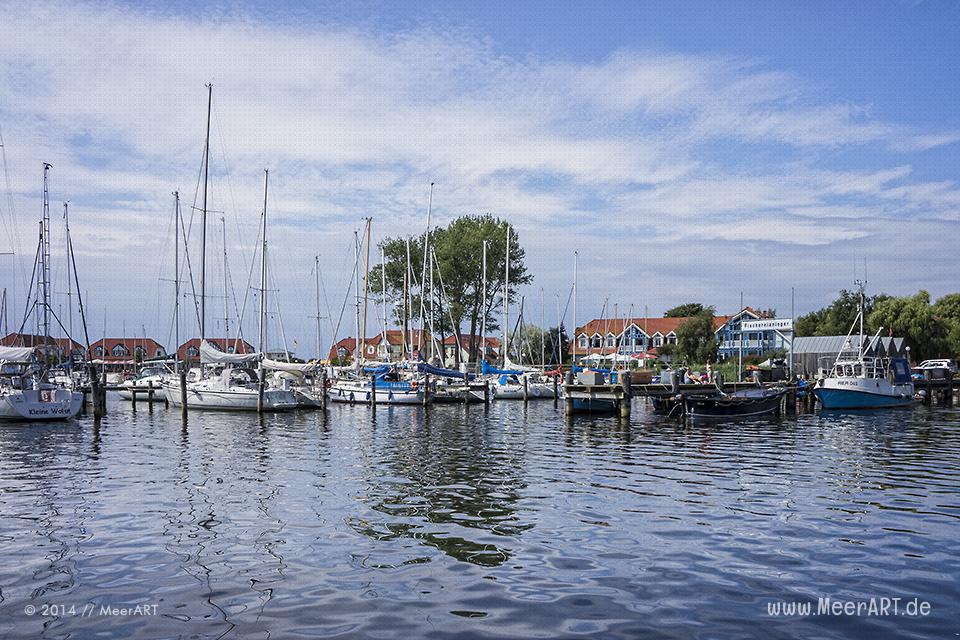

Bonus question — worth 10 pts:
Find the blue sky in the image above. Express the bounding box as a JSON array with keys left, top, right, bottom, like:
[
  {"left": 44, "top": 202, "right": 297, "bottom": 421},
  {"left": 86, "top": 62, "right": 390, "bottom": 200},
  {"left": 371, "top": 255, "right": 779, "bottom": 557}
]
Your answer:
[{"left": 1, "top": 0, "right": 958, "bottom": 354}]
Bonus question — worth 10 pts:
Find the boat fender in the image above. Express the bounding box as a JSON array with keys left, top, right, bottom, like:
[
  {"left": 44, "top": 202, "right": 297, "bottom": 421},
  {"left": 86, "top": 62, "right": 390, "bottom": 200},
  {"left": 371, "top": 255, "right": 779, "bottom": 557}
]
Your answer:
[
  {"left": 348, "top": 392, "right": 355, "bottom": 404},
  {"left": 365, "top": 391, "right": 371, "bottom": 401},
  {"left": 532, "top": 387, "right": 541, "bottom": 397},
  {"left": 389, "top": 391, "right": 394, "bottom": 401}
]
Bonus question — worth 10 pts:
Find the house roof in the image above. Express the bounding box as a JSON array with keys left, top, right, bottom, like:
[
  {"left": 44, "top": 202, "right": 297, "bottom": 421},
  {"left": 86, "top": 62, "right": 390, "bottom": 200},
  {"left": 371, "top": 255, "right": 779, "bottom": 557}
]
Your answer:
[
  {"left": 441, "top": 334, "right": 501, "bottom": 347},
  {"left": 89, "top": 337, "right": 165, "bottom": 353},
  {"left": 575, "top": 315, "right": 733, "bottom": 338},
  {"left": 791, "top": 335, "right": 906, "bottom": 355},
  {"left": 177, "top": 337, "right": 255, "bottom": 353},
  {"left": 1, "top": 333, "right": 83, "bottom": 350}
]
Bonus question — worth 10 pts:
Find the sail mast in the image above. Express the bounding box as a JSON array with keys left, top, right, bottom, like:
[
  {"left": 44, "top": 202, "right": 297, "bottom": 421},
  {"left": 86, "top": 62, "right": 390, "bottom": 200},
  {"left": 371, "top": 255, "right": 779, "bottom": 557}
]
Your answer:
[
  {"left": 418, "top": 182, "right": 434, "bottom": 353},
  {"left": 481, "top": 239, "right": 487, "bottom": 365},
  {"left": 381, "top": 245, "right": 388, "bottom": 360},
  {"left": 360, "top": 217, "right": 372, "bottom": 363},
  {"left": 200, "top": 83, "right": 212, "bottom": 340},
  {"left": 503, "top": 225, "right": 509, "bottom": 366},
  {"left": 222, "top": 216, "right": 229, "bottom": 338},
  {"left": 353, "top": 231, "right": 361, "bottom": 369},
  {"left": 39, "top": 163, "right": 52, "bottom": 343},
  {"left": 572, "top": 251, "right": 578, "bottom": 366},
  {"left": 258, "top": 169, "right": 268, "bottom": 357},
  {"left": 173, "top": 191, "right": 180, "bottom": 372},
  {"left": 315, "top": 255, "right": 321, "bottom": 361}
]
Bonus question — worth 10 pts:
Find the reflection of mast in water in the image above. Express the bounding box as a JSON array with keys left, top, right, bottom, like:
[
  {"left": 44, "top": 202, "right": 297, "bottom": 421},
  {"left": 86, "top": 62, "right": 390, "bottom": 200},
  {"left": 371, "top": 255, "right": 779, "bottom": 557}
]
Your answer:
[
  {"left": 160, "top": 423, "right": 235, "bottom": 638},
  {"left": 347, "top": 407, "right": 531, "bottom": 567}
]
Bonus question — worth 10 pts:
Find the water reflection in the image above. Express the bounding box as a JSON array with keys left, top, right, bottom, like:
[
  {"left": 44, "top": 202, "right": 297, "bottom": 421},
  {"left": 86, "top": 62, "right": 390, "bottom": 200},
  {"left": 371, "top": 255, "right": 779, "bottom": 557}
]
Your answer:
[
  {"left": 348, "top": 405, "right": 531, "bottom": 566},
  {"left": 0, "top": 400, "right": 957, "bottom": 639}
]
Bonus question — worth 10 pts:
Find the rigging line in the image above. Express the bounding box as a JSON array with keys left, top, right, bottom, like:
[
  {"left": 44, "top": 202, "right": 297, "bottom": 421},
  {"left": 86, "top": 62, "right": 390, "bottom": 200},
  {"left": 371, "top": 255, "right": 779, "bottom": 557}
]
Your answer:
[
  {"left": 178, "top": 199, "right": 202, "bottom": 331},
  {"left": 211, "top": 92, "right": 254, "bottom": 313},
  {"left": 0, "top": 124, "right": 27, "bottom": 300},
  {"left": 329, "top": 240, "right": 357, "bottom": 358},
  {"left": 233, "top": 209, "right": 263, "bottom": 352},
  {"left": 17, "top": 235, "right": 41, "bottom": 333},
  {"left": 431, "top": 249, "right": 463, "bottom": 354}
]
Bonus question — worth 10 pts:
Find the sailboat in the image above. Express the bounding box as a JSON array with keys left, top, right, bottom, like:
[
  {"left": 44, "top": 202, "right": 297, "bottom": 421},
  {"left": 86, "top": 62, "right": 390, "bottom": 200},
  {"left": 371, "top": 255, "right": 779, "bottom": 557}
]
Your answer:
[
  {"left": 483, "top": 225, "right": 556, "bottom": 400},
  {"left": 813, "top": 282, "right": 914, "bottom": 410},
  {"left": 162, "top": 87, "right": 295, "bottom": 411},
  {"left": 0, "top": 165, "right": 82, "bottom": 421}
]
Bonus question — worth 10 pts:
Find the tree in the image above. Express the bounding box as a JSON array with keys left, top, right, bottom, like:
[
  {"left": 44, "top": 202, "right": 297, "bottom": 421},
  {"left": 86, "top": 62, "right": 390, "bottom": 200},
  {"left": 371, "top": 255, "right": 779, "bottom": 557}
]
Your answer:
[
  {"left": 795, "top": 289, "right": 889, "bottom": 337},
  {"left": 932, "top": 293, "right": 960, "bottom": 357},
  {"left": 664, "top": 303, "right": 708, "bottom": 318},
  {"left": 369, "top": 214, "right": 531, "bottom": 365},
  {"left": 676, "top": 310, "right": 718, "bottom": 364},
  {"left": 546, "top": 325, "right": 570, "bottom": 366},
  {"left": 868, "top": 290, "right": 949, "bottom": 362}
]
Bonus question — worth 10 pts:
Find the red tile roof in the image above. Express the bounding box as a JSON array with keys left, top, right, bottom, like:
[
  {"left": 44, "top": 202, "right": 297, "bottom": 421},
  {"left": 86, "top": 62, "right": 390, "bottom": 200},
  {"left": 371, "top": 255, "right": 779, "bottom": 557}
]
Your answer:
[
  {"left": 2, "top": 333, "right": 83, "bottom": 351},
  {"left": 88, "top": 337, "right": 166, "bottom": 361}
]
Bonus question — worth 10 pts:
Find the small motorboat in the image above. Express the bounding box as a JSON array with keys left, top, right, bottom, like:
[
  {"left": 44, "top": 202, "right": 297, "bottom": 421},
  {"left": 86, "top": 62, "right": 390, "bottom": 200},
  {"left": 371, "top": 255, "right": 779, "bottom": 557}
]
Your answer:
[{"left": 684, "top": 387, "right": 787, "bottom": 419}]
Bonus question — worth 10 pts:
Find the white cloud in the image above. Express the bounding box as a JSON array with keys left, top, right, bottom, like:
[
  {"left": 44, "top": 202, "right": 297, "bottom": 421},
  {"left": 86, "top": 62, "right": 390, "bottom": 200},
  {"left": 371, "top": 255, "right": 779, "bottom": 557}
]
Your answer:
[{"left": 0, "top": 1, "right": 957, "bottom": 348}]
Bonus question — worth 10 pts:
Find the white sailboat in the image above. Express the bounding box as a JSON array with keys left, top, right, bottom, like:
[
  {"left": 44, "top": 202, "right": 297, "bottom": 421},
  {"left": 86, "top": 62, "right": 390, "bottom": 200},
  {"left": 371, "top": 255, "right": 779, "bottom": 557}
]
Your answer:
[
  {"left": 0, "top": 165, "right": 82, "bottom": 421},
  {"left": 162, "top": 87, "right": 295, "bottom": 412}
]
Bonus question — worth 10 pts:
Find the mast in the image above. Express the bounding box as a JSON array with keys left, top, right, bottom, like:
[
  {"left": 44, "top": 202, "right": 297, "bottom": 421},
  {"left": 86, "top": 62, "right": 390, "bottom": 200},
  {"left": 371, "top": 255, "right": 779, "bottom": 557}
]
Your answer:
[
  {"left": 353, "top": 231, "right": 361, "bottom": 369},
  {"left": 404, "top": 238, "right": 411, "bottom": 357},
  {"left": 360, "top": 217, "right": 372, "bottom": 362},
  {"left": 481, "top": 239, "right": 487, "bottom": 365},
  {"left": 857, "top": 279, "right": 866, "bottom": 361},
  {"left": 315, "top": 255, "right": 321, "bottom": 361},
  {"left": 200, "top": 83, "right": 212, "bottom": 340},
  {"left": 540, "top": 287, "right": 545, "bottom": 368},
  {"left": 572, "top": 251, "right": 578, "bottom": 366},
  {"left": 428, "top": 247, "right": 435, "bottom": 361},
  {"left": 503, "top": 225, "right": 509, "bottom": 365},
  {"left": 173, "top": 191, "right": 181, "bottom": 372},
  {"left": 39, "top": 163, "right": 52, "bottom": 342},
  {"left": 63, "top": 202, "right": 72, "bottom": 342},
  {"left": 221, "top": 216, "right": 229, "bottom": 338},
  {"left": 257, "top": 169, "right": 268, "bottom": 357},
  {"left": 381, "top": 245, "right": 388, "bottom": 360},
  {"left": 418, "top": 183, "right": 434, "bottom": 353},
  {"left": 555, "top": 293, "right": 561, "bottom": 366}
]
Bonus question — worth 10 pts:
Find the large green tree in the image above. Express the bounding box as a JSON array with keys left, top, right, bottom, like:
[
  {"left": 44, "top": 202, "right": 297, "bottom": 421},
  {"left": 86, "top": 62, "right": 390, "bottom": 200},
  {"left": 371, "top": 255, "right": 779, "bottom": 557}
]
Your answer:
[
  {"left": 868, "top": 290, "right": 949, "bottom": 362},
  {"left": 932, "top": 293, "right": 960, "bottom": 357},
  {"left": 369, "top": 214, "right": 531, "bottom": 365},
  {"left": 795, "top": 289, "right": 890, "bottom": 337},
  {"left": 664, "top": 303, "right": 708, "bottom": 318},
  {"left": 675, "top": 310, "right": 719, "bottom": 364}
]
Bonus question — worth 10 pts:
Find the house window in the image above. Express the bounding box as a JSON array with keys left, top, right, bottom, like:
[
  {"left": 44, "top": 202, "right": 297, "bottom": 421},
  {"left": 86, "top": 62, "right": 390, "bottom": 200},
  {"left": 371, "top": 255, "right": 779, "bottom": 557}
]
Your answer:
[
  {"left": 653, "top": 336, "right": 662, "bottom": 347},
  {"left": 155, "top": 349, "right": 163, "bottom": 357},
  {"left": 578, "top": 335, "right": 588, "bottom": 348},
  {"left": 591, "top": 336, "right": 601, "bottom": 348},
  {"left": 135, "top": 346, "right": 145, "bottom": 358},
  {"left": 186, "top": 346, "right": 199, "bottom": 357},
  {"left": 337, "top": 347, "right": 348, "bottom": 358},
  {"left": 94, "top": 346, "right": 104, "bottom": 356},
  {"left": 227, "top": 346, "right": 236, "bottom": 353},
  {"left": 606, "top": 334, "right": 616, "bottom": 348},
  {"left": 668, "top": 335, "right": 677, "bottom": 345},
  {"left": 112, "top": 344, "right": 128, "bottom": 357}
]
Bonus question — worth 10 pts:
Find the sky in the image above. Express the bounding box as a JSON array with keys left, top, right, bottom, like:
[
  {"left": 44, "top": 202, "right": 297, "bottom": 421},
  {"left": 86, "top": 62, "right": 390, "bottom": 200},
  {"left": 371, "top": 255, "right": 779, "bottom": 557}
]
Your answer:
[{"left": 1, "top": 0, "right": 958, "bottom": 355}]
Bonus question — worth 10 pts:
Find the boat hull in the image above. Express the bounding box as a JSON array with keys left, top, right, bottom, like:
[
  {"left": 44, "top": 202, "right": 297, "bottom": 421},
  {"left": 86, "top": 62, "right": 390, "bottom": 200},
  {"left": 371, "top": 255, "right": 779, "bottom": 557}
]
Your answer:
[
  {"left": 814, "top": 387, "right": 915, "bottom": 409},
  {"left": 328, "top": 383, "right": 422, "bottom": 405},
  {"left": 162, "top": 383, "right": 297, "bottom": 411},
  {"left": 490, "top": 382, "right": 557, "bottom": 400},
  {"left": 0, "top": 388, "right": 83, "bottom": 421},
  {"left": 685, "top": 390, "right": 785, "bottom": 419},
  {"left": 118, "top": 379, "right": 167, "bottom": 401}
]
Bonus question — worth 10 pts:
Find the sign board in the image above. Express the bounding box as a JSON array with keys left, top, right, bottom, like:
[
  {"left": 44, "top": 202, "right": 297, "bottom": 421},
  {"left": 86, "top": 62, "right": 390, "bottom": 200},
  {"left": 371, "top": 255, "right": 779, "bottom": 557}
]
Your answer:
[{"left": 742, "top": 318, "right": 794, "bottom": 332}]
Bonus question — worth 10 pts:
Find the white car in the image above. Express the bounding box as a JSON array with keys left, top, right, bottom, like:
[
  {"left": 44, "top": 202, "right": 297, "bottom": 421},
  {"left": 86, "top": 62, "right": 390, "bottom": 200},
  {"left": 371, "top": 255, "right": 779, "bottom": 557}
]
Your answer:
[{"left": 916, "top": 359, "right": 957, "bottom": 373}]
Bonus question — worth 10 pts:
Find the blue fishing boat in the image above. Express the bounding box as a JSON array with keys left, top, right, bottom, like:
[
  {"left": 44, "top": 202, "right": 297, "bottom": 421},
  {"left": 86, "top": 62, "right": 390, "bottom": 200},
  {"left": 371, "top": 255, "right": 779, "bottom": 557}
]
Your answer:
[{"left": 813, "top": 283, "right": 915, "bottom": 410}]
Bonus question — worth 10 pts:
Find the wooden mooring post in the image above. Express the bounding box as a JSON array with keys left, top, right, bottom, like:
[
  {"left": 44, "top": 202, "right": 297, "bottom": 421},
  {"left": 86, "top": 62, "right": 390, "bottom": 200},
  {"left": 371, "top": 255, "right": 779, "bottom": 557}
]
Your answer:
[
  {"left": 422, "top": 374, "right": 431, "bottom": 407},
  {"left": 564, "top": 370, "right": 574, "bottom": 414},
  {"left": 552, "top": 374, "right": 559, "bottom": 407},
  {"left": 179, "top": 369, "right": 188, "bottom": 419},
  {"left": 370, "top": 376, "right": 377, "bottom": 409},
  {"left": 619, "top": 370, "right": 632, "bottom": 420}
]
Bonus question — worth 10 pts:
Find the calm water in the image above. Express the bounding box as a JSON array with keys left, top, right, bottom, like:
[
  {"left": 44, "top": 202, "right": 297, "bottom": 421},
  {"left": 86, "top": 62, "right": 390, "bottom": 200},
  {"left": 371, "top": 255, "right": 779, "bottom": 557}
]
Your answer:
[{"left": 0, "top": 397, "right": 958, "bottom": 639}]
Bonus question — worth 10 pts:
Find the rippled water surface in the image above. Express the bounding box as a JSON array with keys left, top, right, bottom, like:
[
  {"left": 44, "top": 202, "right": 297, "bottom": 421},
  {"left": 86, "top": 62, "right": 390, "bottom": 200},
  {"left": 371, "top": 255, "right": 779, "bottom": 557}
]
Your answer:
[{"left": 1, "top": 398, "right": 958, "bottom": 639}]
